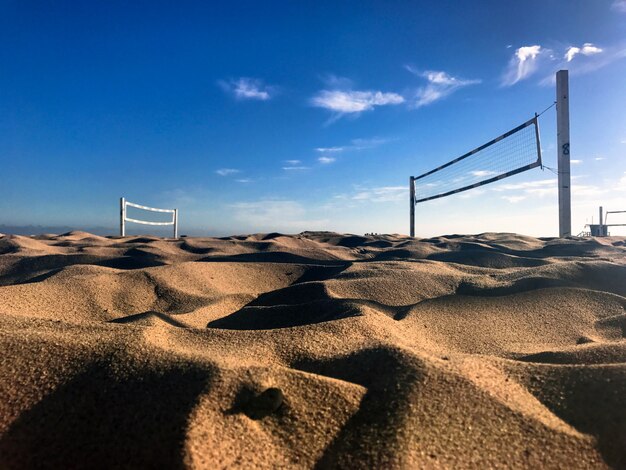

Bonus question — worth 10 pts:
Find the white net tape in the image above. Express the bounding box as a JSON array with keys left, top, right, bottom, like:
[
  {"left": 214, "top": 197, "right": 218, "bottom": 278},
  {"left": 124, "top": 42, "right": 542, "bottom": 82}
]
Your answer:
[
  {"left": 124, "top": 217, "right": 175, "bottom": 226},
  {"left": 125, "top": 201, "right": 175, "bottom": 213}
]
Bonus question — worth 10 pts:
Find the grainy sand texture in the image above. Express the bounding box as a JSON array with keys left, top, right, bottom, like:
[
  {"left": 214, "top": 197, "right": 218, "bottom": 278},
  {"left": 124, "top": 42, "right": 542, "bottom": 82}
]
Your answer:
[{"left": 0, "top": 231, "right": 625, "bottom": 469}]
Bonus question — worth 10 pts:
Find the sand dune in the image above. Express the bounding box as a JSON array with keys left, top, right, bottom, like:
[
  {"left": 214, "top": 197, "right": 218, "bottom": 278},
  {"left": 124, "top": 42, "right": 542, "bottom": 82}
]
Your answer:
[{"left": 0, "top": 231, "right": 625, "bottom": 468}]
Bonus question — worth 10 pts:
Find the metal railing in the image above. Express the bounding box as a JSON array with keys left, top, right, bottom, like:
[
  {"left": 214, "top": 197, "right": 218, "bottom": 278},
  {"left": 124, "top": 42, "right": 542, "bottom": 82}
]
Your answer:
[{"left": 120, "top": 197, "right": 178, "bottom": 238}]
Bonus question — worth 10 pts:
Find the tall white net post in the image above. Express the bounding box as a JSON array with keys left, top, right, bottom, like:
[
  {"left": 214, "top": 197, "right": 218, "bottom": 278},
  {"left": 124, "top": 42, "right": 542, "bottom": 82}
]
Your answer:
[{"left": 556, "top": 70, "right": 571, "bottom": 237}]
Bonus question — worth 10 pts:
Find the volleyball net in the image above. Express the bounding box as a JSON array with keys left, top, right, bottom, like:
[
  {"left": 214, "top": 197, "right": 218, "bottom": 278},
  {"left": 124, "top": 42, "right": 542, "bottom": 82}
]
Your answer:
[
  {"left": 412, "top": 115, "right": 542, "bottom": 204},
  {"left": 120, "top": 198, "right": 178, "bottom": 238},
  {"left": 409, "top": 115, "right": 543, "bottom": 236}
]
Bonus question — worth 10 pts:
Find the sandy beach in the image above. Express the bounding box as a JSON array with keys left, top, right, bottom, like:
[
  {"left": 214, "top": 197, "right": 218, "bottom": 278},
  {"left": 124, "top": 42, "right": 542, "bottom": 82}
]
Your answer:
[{"left": 0, "top": 231, "right": 625, "bottom": 468}]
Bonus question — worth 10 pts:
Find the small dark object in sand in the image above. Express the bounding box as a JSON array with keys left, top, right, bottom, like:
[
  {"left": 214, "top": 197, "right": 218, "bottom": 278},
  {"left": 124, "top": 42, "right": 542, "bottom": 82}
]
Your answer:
[
  {"left": 243, "top": 387, "right": 284, "bottom": 420},
  {"left": 576, "top": 336, "right": 594, "bottom": 345}
]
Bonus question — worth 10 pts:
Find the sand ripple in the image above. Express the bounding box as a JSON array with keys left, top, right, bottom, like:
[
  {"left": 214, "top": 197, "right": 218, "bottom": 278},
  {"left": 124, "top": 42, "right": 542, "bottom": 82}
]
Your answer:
[{"left": 1, "top": 231, "right": 625, "bottom": 468}]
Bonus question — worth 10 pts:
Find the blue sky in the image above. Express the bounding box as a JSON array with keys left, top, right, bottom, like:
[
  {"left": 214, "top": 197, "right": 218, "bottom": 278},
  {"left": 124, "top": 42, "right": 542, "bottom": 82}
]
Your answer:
[{"left": 1, "top": 0, "right": 625, "bottom": 236}]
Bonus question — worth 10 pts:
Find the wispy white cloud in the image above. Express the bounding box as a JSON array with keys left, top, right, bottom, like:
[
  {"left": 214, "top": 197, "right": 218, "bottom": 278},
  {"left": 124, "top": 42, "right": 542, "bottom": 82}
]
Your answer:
[
  {"left": 284, "top": 159, "right": 302, "bottom": 165},
  {"left": 501, "top": 45, "right": 544, "bottom": 86},
  {"left": 490, "top": 176, "right": 609, "bottom": 201},
  {"left": 459, "top": 189, "right": 486, "bottom": 199},
  {"left": 559, "top": 45, "right": 625, "bottom": 82},
  {"left": 571, "top": 159, "right": 583, "bottom": 165},
  {"left": 318, "top": 156, "right": 336, "bottom": 164},
  {"left": 565, "top": 43, "right": 603, "bottom": 62},
  {"left": 351, "top": 137, "right": 388, "bottom": 149},
  {"left": 514, "top": 41, "right": 626, "bottom": 86},
  {"left": 310, "top": 89, "right": 404, "bottom": 114},
  {"left": 524, "top": 187, "right": 558, "bottom": 197},
  {"left": 501, "top": 41, "right": 623, "bottom": 87},
  {"left": 502, "top": 195, "right": 527, "bottom": 203},
  {"left": 216, "top": 168, "right": 240, "bottom": 176},
  {"left": 315, "top": 137, "right": 388, "bottom": 155},
  {"left": 594, "top": 156, "right": 606, "bottom": 161},
  {"left": 235, "top": 178, "right": 252, "bottom": 183},
  {"left": 565, "top": 46, "right": 582, "bottom": 62},
  {"left": 491, "top": 178, "right": 556, "bottom": 191},
  {"left": 219, "top": 77, "right": 274, "bottom": 100},
  {"left": 406, "top": 67, "right": 480, "bottom": 107},
  {"left": 282, "top": 166, "right": 310, "bottom": 171},
  {"left": 571, "top": 184, "right": 606, "bottom": 197},
  {"left": 316, "top": 147, "right": 345, "bottom": 153},
  {"left": 230, "top": 200, "right": 328, "bottom": 231},
  {"left": 612, "top": 0, "right": 626, "bottom": 13},
  {"left": 349, "top": 185, "right": 407, "bottom": 203}
]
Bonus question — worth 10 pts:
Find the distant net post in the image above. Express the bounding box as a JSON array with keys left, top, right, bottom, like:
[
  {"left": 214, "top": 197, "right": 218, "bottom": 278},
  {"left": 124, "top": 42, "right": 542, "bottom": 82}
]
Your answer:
[
  {"left": 174, "top": 209, "right": 179, "bottom": 239},
  {"left": 556, "top": 70, "right": 571, "bottom": 237},
  {"left": 120, "top": 197, "right": 126, "bottom": 237},
  {"left": 409, "top": 176, "right": 415, "bottom": 237}
]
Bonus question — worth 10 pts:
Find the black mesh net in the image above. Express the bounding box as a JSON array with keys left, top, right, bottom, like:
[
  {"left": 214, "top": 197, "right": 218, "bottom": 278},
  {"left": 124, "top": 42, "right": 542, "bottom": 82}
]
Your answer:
[{"left": 413, "top": 117, "right": 541, "bottom": 203}]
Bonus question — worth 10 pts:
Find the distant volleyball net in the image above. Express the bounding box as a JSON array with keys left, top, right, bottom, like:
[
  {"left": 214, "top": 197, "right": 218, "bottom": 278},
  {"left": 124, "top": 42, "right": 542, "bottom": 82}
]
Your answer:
[
  {"left": 409, "top": 115, "right": 543, "bottom": 236},
  {"left": 120, "top": 197, "right": 178, "bottom": 238}
]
